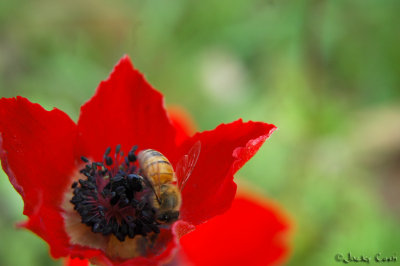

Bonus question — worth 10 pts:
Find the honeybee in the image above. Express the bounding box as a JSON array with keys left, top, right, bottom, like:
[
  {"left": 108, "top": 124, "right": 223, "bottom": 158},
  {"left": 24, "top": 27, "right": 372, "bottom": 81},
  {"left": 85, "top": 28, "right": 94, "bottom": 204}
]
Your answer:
[{"left": 138, "top": 141, "right": 201, "bottom": 224}]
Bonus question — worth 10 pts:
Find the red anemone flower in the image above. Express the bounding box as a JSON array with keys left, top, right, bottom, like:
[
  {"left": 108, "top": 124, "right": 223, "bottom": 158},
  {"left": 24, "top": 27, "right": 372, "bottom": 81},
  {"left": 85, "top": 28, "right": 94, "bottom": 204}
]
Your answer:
[{"left": 0, "top": 56, "right": 290, "bottom": 265}]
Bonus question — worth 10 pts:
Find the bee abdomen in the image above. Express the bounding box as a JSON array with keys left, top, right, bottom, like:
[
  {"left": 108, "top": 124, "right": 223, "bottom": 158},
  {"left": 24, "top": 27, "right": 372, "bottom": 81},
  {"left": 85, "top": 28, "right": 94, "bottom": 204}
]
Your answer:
[
  {"left": 144, "top": 160, "right": 171, "bottom": 170},
  {"left": 138, "top": 149, "right": 176, "bottom": 184}
]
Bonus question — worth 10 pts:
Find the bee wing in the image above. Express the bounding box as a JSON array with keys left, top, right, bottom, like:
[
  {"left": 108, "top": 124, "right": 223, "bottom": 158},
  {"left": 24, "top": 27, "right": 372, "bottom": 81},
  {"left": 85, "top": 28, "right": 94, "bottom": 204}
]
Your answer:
[
  {"left": 177, "top": 141, "right": 201, "bottom": 191},
  {"left": 176, "top": 155, "right": 188, "bottom": 186}
]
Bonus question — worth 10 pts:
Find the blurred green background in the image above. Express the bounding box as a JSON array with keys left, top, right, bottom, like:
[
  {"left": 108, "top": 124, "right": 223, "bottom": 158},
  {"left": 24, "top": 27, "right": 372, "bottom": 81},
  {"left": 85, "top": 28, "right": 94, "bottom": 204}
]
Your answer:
[{"left": 1, "top": 0, "right": 399, "bottom": 265}]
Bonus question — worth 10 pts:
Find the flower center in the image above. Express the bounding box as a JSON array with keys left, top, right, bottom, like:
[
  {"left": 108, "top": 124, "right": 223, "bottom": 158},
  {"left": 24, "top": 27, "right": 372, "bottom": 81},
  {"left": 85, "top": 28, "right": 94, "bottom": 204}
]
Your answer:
[{"left": 70, "top": 145, "right": 160, "bottom": 242}]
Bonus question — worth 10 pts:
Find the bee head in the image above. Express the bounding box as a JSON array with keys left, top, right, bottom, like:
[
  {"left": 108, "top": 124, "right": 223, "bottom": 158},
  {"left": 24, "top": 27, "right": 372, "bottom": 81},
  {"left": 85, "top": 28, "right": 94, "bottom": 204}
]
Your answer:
[{"left": 156, "top": 211, "right": 180, "bottom": 224}]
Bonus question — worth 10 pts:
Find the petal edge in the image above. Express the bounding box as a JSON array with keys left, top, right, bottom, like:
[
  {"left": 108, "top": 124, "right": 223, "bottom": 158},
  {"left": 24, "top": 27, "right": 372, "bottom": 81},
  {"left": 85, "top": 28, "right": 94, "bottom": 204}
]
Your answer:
[
  {"left": 177, "top": 119, "right": 277, "bottom": 225},
  {"left": 77, "top": 56, "right": 177, "bottom": 161}
]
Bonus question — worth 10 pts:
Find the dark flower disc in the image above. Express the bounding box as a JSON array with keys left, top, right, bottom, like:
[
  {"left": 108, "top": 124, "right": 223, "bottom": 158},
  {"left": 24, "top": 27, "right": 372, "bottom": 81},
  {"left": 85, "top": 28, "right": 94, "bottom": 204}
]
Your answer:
[{"left": 70, "top": 145, "right": 160, "bottom": 242}]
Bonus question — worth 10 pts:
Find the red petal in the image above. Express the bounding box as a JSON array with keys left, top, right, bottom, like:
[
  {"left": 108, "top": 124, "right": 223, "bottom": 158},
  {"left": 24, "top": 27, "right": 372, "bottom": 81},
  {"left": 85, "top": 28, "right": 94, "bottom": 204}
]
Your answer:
[
  {"left": 177, "top": 119, "right": 276, "bottom": 225},
  {"left": 180, "top": 195, "right": 291, "bottom": 266},
  {"left": 0, "top": 97, "right": 78, "bottom": 257},
  {"left": 77, "top": 56, "right": 176, "bottom": 161},
  {"left": 167, "top": 106, "right": 197, "bottom": 146},
  {"left": 64, "top": 257, "right": 89, "bottom": 266}
]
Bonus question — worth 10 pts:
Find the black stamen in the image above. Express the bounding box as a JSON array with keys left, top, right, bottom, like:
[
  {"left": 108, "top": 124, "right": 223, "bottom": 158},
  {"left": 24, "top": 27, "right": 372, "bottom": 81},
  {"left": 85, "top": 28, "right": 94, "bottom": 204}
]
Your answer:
[
  {"left": 112, "top": 175, "right": 124, "bottom": 182},
  {"left": 104, "top": 147, "right": 111, "bottom": 156},
  {"left": 131, "top": 145, "right": 138, "bottom": 152},
  {"left": 105, "top": 156, "right": 113, "bottom": 166},
  {"left": 71, "top": 144, "right": 160, "bottom": 242},
  {"left": 128, "top": 151, "right": 136, "bottom": 162}
]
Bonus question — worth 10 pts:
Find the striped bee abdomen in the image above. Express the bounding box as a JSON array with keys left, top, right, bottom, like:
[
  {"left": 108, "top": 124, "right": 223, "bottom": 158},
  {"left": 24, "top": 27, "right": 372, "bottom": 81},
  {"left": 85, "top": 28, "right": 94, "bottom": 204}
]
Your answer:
[{"left": 138, "top": 149, "right": 176, "bottom": 185}]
